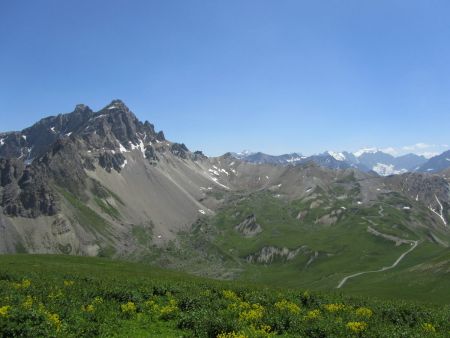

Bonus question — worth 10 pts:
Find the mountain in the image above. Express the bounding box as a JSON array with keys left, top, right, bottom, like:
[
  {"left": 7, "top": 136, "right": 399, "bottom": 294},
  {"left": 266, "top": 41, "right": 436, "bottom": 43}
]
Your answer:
[
  {"left": 229, "top": 151, "right": 305, "bottom": 165},
  {"left": 418, "top": 150, "right": 450, "bottom": 173},
  {"left": 1, "top": 100, "right": 450, "bottom": 304},
  {"left": 230, "top": 149, "right": 426, "bottom": 175},
  {"left": 0, "top": 100, "right": 214, "bottom": 254},
  {"left": 354, "top": 149, "right": 427, "bottom": 175}
]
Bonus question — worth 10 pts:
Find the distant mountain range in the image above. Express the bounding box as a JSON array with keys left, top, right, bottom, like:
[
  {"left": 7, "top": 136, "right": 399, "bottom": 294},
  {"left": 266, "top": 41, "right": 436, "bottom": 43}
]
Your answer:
[{"left": 229, "top": 148, "right": 450, "bottom": 176}]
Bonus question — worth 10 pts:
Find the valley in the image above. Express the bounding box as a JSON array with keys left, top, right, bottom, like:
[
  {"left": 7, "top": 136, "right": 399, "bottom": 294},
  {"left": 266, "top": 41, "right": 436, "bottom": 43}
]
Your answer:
[{"left": 0, "top": 101, "right": 449, "bottom": 307}]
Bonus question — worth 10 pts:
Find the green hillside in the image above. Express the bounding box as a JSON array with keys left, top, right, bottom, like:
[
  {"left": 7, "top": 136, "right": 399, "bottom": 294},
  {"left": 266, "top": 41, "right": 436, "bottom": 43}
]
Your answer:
[
  {"left": 165, "top": 190, "right": 450, "bottom": 305},
  {"left": 0, "top": 255, "right": 449, "bottom": 337}
]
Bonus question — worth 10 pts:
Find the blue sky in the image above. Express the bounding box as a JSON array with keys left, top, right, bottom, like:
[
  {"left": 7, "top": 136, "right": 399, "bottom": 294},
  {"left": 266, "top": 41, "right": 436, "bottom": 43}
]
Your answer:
[{"left": 1, "top": 1, "right": 449, "bottom": 157}]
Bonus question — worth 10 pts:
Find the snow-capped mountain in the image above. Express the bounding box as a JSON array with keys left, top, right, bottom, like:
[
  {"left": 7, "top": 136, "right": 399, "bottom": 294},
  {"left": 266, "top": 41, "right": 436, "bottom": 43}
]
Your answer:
[
  {"left": 228, "top": 151, "right": 305, "bottom": 165},
  {"left": 354, "top": 150, "right": 427, "bottom": 175},
  {"left": 229, "top": 150, "right": 254, "bottom": 159},
  {"left": 417, "top": 150, "right": 450, "bottom": 173},
  {"left": 230, "top": 148, "right": 429, "bottom": 176}
]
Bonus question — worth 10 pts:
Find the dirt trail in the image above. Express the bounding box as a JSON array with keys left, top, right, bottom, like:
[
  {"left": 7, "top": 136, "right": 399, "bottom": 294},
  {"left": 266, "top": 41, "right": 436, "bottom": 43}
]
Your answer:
[{"left": 336, "top": 230, "right": 418, "bottom": 289}]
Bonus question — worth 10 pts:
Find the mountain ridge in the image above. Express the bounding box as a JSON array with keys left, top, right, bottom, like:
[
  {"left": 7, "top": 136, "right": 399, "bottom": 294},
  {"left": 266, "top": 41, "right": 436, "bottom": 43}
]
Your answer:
[
  {"left": 229, "top": 149, "right": 437, "bottom": 176},
  {"left": 0, "top": 100, "right": 449, "bottom": 302}
]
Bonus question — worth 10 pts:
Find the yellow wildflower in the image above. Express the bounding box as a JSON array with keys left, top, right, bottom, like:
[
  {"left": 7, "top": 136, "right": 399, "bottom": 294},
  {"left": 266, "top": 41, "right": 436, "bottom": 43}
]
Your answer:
[
  {"left": 239, "top": 303, "right": 264, "bottom": 323},
  {"left": 82, "top": 304, "right": 95, "bottom": 313},
  {"left": 223, "top": 290, "right": 241, "bottom": 302},
  {"left": 422, "top": 323, "right": 436, "bottom": 333},
  {"left": 63, "top": 280, "right": 75, "bottom": 287},
  {"left": 259, "top": 324, "right": 272, "bottom": 333},
  {"left": 47, "top": 313, "right": 62, "bottom": 331},
  {"left": 302, "top": 291, "right": 310, "bottom": 300},
  {"left": 305, "top": 309, "right": 321, "bottom": 320},
  {"left": 121, "top": 301, "right": 137, "bottom": 314},
  {"left": 0, "top": 305, "right": 10, "bottom": 317},
  {"left": 93, "top": 296, "right": 103, "bottom": 304},
  {"left": 217, "top": 332, "right": 248, "bottom": 338},
  {"left": 12, "top": 279, "right": 31, "bottom": 289},
  {"left": 22, "top": 295, "right": 33, "bottom": 309},
  {"left": 159, "top": 298, "right": 178, "bottom": 318},
  {"left": 274, "top": 299, "right": 301, "bottom": 314},
  {"left": 324, "top": 303, "right": 345, "bottom": 313},
  {"left": 346, "top": 321, "right": 368, "bottom": 333},
  {"left": 355, "top": 307, "right": 373, "bottom": 318},
  {"left": 144, "top": 299, "right": 159, "bottom": 311},
  {"left": 48, "top": 289, "right": 64, "bottom": 300}
]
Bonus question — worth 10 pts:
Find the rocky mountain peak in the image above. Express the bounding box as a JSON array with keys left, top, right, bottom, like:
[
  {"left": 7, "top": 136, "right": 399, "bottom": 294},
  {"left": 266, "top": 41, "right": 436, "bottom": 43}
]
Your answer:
[{"left": 101, "top": 99, "right": 131, "bottom": 113}]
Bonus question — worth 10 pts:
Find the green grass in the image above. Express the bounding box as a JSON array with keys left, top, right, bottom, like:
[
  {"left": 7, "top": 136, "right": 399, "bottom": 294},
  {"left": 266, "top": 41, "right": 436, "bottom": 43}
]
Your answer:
[
  {"left": 94, "top": 197, "right": 121, "bottom": 220},
  {"left": 0, "top": 255, "right": 449, "bottom": 337},
  {"left": 132, "top": 224, "right": 153, "bottom": 246},
  {"left": 57, "top": 187, "right": 113, "bottom": 239},
  {"left": 168, "top": 190, "right": 450, "bottom": 306}
]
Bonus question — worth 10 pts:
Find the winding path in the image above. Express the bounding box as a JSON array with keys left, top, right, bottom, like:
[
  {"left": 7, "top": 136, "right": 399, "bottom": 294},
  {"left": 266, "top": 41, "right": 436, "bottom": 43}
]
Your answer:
[{"left": 336, "top": 237, "right": 419, "bottom": 289}]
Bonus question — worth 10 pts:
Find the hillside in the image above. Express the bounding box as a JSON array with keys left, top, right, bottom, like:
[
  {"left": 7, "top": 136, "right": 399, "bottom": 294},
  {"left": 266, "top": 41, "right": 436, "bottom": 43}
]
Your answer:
[{"left": 0, "top": 255, "right": 448, "bottom": 337}]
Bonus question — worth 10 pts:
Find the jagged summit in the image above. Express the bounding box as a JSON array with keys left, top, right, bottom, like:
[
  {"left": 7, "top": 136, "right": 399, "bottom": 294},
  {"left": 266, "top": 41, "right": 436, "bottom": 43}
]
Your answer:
[
  {"left": 0, "top": 100, "right": 170, "bottom": 162},
  {"left": 100, "top": 99, "right": 131, "bottom": 113},
  {"left": 0, "top": 100, "right": 210, "bottom": 224}
]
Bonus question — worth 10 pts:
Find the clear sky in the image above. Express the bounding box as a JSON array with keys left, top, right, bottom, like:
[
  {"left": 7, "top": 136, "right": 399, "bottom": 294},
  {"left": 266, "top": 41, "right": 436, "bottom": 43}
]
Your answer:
[{"left": 1, "top": 1, "right": 449, "bottom": 157}]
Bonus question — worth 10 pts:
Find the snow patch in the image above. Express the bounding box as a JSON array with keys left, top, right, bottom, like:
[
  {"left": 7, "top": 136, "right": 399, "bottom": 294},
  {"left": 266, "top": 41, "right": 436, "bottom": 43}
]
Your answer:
[
  {"left": 137, "top": 139, "right": 146, "bottom": 157},
  {"left": 354, "top": 147, "right": 378, "bottom": 157},
  {"left": 198, "top": 209, "right": 206, "bottom": 215},
  {"left": 286, "top": 155, "right": 305, "bottom": 163},
  {"left": 210, "top": 177, "right": 230, "bottom": 190},
  {"left": 0, "top": 138, "right": 4, "bottom": 146},
  {"left": 118, "top": 143, "right": 128, "bottom": 153},
  {"left": 208, "top": 168, "right": 220, "bottom": 176},
  {"left": 372, "top": 163, "right": 407, "bottom": 176},
  {"left": 429, "top": 195, "right": 447, "bottom": 226},
  {"left": 22, "top": 135, "right": 27, "bottom": 141},
  {"left": 120, "top": 160, "right": 128, "bottom": 169},
  {"left": 328, "top": 151, "right": 346, "bottom": 161},
  {"left": 50, "top": 127, "right": 56, "bottom": 133}
]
